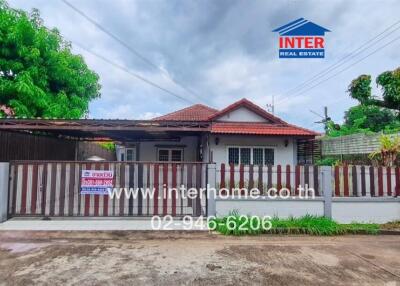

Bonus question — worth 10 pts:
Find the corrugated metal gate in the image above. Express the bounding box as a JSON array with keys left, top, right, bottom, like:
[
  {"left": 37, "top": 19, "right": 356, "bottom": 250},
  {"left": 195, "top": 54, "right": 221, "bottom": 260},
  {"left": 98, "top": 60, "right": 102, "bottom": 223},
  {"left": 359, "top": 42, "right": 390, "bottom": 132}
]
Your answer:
[{"left": 8, "top": 161, "right": 207, "bottom": 218}]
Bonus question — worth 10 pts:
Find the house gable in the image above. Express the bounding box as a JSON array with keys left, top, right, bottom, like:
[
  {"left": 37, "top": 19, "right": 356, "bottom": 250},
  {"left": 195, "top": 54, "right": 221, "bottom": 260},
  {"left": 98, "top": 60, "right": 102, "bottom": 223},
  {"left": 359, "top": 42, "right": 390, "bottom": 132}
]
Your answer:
[
  {"left": 215, "top": 106, "right": 268, "bottom": 122},
  {"left": 208, "top": 98, "right": 286, "bottom": 124}
]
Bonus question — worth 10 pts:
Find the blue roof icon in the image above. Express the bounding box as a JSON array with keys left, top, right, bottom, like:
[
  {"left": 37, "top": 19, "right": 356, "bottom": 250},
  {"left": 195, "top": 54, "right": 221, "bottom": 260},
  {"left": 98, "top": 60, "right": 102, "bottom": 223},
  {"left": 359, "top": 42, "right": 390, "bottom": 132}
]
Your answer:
[{"left": 273, "top": 18, "right": 330, "bottom": 36}]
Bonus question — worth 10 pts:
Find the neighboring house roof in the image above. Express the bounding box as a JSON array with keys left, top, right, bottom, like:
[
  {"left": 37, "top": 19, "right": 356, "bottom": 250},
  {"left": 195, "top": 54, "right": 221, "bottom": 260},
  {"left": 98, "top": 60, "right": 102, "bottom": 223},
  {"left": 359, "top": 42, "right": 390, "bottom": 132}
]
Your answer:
[
  {"left": 272, "top": 18, "right": 330, "bottom": 36},
  {"left": 0, "top": 105, "right": 15, "bottom": 116},
  {"left": 211, "top": 122, "right": 318, "bottom": 136},
  {"left": 152, "top": 104, "right": 218, "bottom": 121}
]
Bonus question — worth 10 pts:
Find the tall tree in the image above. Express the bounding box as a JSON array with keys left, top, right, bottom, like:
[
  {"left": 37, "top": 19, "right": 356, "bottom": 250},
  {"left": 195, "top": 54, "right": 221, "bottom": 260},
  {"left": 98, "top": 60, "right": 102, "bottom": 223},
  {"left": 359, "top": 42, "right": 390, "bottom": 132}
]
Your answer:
[
  {"left": 0, "top": 1, "right": 101, "bottom": 118},
  {"left": 348, "top": 68, "right": 400, "bottom": 112}
]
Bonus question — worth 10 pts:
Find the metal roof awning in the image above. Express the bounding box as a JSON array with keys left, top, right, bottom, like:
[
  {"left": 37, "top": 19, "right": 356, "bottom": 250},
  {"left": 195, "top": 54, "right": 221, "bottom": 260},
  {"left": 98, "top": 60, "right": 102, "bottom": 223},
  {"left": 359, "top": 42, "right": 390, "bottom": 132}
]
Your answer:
[{"left": 0, "top": 119, "right": 210, "bottom": 142}]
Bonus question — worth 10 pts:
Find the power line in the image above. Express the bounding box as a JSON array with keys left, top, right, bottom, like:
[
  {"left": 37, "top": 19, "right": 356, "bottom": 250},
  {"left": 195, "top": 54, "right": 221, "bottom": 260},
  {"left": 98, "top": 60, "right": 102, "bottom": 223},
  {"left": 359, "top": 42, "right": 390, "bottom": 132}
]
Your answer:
[
  {"left": 73, "top": 41, "right": 194, "bottom": 104},
  {"left": 60, "top": 0, "right": 206, "bottom": 104},
  {"left": 275, "top": 19, "right": 400, "bottom": 103},
  {"left": 276, "top": 34, "right": 400, "bottom": 106}
]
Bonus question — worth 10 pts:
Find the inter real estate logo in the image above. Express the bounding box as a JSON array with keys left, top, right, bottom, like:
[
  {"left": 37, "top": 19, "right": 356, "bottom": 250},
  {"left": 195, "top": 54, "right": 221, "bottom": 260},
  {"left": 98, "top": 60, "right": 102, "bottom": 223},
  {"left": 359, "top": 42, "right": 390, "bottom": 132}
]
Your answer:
[{"left": 272, "top": 18, "right": 330, "bottom": 58}]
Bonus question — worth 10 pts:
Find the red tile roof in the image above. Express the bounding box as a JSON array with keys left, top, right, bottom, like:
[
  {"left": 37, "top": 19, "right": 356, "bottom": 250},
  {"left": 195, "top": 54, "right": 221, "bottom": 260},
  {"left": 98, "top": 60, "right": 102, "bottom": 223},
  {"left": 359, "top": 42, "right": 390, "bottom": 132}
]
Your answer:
[
  {"left": 152, "top": 98, "right": 318, "bottom": 137},
  {"left": 152, "top": 104, "right": 218, "bottom": 121},
  {"left": 211, "top": 122, "right": 318, "bottom": 136}
]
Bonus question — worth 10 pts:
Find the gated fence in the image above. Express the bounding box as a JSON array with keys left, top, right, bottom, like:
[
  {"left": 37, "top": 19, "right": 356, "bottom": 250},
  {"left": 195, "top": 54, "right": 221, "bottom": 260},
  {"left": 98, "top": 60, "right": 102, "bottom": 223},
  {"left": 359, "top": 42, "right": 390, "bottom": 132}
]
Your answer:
[
  {"left": 333, "top": 165, "right": 400, "bottom": 197},
  {"left": 7, "top": 161, "right": 400, "bottom": 219},
  {"left": 8, "top": 161, "right": 207, "bottom": 218},
  {"left": 216, "top": 163, "right": 321, "bottom": 196},
  {"left": 216, "top": 164, "right": 400, "bottom": 198}
]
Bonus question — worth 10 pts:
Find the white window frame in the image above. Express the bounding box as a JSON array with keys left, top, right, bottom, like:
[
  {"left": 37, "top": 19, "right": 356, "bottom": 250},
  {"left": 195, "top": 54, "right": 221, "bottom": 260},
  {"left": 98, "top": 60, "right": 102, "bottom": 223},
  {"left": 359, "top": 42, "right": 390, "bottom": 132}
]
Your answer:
[
  {"left": 120, "top": 147, "right": 136, "bottom": 161},
  {"left": 157, "top": 148, "right": 184, "bottom": 162},
  {"left": 125, "top": 148, "right": 136, "bottom": 161},
  {"left": 226, "top": 146, "right": 276, "bottom": 165}
]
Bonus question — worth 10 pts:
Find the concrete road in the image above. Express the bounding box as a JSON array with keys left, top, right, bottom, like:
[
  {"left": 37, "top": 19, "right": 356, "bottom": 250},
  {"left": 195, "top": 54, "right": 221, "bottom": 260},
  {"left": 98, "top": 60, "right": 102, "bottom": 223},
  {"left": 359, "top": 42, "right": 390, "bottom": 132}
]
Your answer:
[
  {"left": 0, "top": 232, "right": 399, "bottom": 285},
  {"left": 0, "top": 218, "right": 208, "bottom": 231}
]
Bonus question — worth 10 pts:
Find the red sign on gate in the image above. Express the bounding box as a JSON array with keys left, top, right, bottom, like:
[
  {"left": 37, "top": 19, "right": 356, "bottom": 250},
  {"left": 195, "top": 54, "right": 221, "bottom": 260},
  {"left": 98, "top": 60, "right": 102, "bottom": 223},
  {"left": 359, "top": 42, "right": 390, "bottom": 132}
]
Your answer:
[{"left": 80, "top": 170, "right": 114, "bottom": 195}]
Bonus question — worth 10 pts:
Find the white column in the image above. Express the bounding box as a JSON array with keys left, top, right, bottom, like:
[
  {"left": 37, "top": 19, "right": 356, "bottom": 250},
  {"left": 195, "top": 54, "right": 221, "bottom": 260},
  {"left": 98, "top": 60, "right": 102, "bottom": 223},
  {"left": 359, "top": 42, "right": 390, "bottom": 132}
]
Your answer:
[
  {"left": 0, "top": 163, "right": 10, "bottom": 223},
  {"left": 321, "top": 166, "right": 333, "bottom": 219},
  {"left": 206, "top": 163, "right": 217, "bottom": 216}
]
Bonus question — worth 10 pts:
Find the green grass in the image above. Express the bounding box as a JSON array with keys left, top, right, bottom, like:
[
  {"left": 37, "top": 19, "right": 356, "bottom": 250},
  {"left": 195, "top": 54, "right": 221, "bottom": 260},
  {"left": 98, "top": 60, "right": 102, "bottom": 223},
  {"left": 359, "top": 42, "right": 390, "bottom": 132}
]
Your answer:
[{"left": 210, "top": 213, "right": 380, "bottom": 236}]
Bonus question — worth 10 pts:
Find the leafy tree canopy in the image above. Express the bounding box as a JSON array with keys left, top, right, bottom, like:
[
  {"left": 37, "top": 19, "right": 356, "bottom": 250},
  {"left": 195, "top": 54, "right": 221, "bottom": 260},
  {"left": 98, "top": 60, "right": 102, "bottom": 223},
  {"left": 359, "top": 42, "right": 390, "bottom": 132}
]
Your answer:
[
  {"left": 328, "top": 67, "right": 400, "bottom": 137},
  {"left": 0, "top": 1, "right": 101, "bottom": 118},
  {"left": 348, "top": 68, "right": 400, "bottom": 111},
  {"left": 327, "top": 104, "right": 400, "bottom": 137}
]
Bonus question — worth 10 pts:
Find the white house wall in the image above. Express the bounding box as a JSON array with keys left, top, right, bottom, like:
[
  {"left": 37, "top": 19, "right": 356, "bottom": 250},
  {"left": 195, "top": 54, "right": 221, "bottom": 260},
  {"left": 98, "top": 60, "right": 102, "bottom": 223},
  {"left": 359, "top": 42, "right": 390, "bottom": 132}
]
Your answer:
[
  {"left": 138, "top": 136, "right": 199, "bottom": 161},
  {"left": 216, "top": 107, "right": 267, "bottom": 122},
  {"left": 208, "top": 134, "right": 297, "bottom": 166}
]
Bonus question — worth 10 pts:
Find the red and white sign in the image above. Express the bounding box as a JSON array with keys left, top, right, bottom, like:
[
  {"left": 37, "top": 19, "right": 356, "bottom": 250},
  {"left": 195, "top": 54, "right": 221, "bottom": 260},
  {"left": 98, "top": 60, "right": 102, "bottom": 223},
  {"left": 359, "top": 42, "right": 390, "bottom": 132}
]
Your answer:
[{"left": 81, "top": 170, "right": 114, "bottom": 195}]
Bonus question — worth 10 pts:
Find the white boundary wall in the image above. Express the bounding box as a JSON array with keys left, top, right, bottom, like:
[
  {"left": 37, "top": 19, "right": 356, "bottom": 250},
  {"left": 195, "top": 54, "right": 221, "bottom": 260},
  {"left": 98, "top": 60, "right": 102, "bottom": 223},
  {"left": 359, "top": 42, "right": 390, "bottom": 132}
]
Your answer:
[
  {"left": 214, "top": 197, "right": 400, "bottom": 223},
  {"left": 212, "top": 166, "right": 400, "bottom": 223},
  {"left": 0, "top": 163, "right": 9, "bottom": 223},
  {"left": 332, "top": 198, "right": 400, "bottom": 223},
  {"left": 215, "top": 199, "right": 324, "bottom": 218}
]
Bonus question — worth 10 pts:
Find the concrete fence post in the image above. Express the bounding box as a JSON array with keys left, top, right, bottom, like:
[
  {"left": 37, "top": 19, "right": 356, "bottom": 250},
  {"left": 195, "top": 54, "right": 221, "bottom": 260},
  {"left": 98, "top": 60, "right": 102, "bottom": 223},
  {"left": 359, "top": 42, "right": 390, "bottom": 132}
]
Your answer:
[
  {"left": 321, "top": 166, "right": 333, "bottom": 219},
  {"left": 206, "top": 163, "right": 217, "bottom": 217},
  {"left": 0, "top": 162, "right": 10, "bottom": 223}
]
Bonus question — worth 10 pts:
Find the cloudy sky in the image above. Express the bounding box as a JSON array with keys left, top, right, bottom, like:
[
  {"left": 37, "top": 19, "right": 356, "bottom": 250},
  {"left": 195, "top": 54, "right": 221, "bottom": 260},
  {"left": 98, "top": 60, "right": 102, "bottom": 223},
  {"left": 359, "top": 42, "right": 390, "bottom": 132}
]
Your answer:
[{"left": 8, "top": 0, "right": 400, "bottom": 131}]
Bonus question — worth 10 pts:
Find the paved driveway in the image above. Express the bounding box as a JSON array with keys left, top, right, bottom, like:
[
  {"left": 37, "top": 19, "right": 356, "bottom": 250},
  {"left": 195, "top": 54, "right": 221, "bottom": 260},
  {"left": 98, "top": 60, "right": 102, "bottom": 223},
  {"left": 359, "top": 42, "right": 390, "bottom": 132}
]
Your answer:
[{"left": 0, "top": 231, "right": 399, "bottom": 285}]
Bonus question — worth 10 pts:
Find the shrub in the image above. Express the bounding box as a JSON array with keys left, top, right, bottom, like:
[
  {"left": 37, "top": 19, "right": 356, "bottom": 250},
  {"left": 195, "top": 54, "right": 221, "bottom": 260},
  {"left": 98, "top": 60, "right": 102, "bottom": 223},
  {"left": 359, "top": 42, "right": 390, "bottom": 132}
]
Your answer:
[{"left": 209, "top": 214, "right": 379, "bottom": 236}]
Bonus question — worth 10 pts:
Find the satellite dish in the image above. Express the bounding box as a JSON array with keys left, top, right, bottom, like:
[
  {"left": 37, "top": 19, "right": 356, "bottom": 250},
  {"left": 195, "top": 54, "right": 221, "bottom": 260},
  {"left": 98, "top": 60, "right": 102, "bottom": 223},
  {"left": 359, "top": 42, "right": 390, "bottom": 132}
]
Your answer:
[{"left": 86, "top": 156, "right": 106, "bottom": 161}]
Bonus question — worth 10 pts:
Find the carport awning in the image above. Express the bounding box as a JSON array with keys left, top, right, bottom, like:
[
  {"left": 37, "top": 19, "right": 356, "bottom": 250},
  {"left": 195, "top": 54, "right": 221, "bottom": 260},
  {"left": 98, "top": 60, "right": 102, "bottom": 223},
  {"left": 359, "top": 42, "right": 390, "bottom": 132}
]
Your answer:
[{"left": 0, "top": 119, "right": 210, "bottom": 141}]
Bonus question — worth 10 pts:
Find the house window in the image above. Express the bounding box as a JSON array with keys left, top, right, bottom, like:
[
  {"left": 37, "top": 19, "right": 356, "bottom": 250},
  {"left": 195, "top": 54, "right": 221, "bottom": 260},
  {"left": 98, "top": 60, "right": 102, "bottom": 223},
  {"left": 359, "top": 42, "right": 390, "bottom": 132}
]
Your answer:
[
  {"left": 264, "top": 148, "right": 274, "bottom": 165},
  {"left": 171, "top": 150, "right": 183, "bottom": 161},
  {"left": 158, "top": 150, "right": 170, "bottom": 161},
  {"left": 228, "top": 148, "right": 239, "bottom": 164},
  {"left": 126, "top": 148, "right": 135, "bottom": 161},
  {"left": 120, "top": 147, "right": 136, "bottom": 161},
  {"left": 253, "top": 148, "right": 263, "bottom": 165},
  {"left": 240, "top": 148, "right": 251, "bottom": 165},
  {"left": 158, "top": 149, "right": 183, "bottom": 162},
  {"left": 228, "top": 147, "right": 275, "bottom": 165}
]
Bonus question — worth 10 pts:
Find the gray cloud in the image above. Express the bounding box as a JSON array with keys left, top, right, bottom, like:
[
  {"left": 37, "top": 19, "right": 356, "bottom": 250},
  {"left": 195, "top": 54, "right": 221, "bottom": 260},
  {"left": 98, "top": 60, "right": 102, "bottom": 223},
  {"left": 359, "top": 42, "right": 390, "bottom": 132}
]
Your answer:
[{"left": 8, "top": 0, "right": 400, "bottom": 130}]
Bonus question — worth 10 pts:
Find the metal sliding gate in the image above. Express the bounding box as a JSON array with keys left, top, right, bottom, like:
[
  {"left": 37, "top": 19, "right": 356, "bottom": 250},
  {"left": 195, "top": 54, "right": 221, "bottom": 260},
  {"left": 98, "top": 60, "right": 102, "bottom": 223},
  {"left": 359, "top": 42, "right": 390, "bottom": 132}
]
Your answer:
[{"left": 8, "top": 161, "right": 207, "bottom": 218}]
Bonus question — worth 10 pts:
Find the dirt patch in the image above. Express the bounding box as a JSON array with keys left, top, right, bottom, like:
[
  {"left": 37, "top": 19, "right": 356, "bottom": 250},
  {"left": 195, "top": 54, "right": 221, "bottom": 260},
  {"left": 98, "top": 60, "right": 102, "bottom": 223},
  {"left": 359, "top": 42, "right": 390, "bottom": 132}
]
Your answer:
[
  {"left": 0, "top": 242, "right": 50, "bottom": 253},
  {"left": 381, "top": 221, "right": 400, "bottom": 232},
  {"left": 0, "top": 232, "right": 399, "bottom": 285}
]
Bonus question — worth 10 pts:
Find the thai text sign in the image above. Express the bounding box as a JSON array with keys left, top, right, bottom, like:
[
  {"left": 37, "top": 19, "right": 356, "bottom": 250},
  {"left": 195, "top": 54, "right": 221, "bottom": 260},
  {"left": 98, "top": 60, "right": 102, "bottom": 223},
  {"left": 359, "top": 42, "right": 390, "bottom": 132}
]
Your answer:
[{"left": 81, "top": 170, "right": 113, "bottom": 195}]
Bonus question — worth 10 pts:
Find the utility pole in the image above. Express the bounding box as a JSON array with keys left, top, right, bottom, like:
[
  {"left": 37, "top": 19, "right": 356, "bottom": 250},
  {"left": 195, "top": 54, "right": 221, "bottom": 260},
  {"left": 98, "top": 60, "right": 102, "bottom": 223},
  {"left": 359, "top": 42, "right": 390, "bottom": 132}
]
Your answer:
[
  {"left": 323, "top": 106, "right": 329, "bottom": 132},
  {"left": 310, "top": 106, "right": 330, "bottom": 133}
]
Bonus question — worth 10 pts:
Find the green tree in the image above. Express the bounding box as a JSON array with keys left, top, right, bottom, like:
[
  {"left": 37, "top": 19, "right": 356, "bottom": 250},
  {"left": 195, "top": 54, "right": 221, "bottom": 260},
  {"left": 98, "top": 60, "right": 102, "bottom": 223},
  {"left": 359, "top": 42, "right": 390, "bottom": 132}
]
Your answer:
[
  {"left": 348, "top": 68, "right": 400, "bottom": 111},
  {"left": 328, "top": 67, "right": 400, "bottom": 137},
  {"left": 344, "top": 105, "right": 397, "bottom": 132},
  {"left": 0, "top": 1, "right": 100, "bottom": 118}
]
